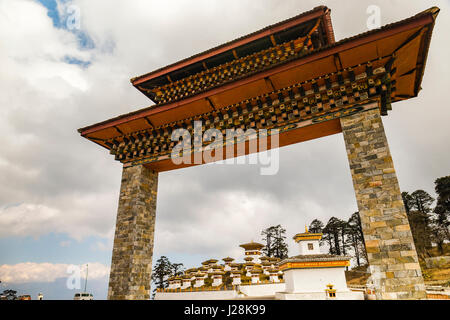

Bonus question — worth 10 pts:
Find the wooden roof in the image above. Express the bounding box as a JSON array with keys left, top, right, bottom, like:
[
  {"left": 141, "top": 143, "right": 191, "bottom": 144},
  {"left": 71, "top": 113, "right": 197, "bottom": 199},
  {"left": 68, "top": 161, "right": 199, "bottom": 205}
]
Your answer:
[
  {"left": 293, "top": 232, "right": 323, "bottom": 241},
  {"left": 201, "top": 259, "right": 218, "bottom": 265},
  {"left": 131, "top": 5, "right": 334, "bottom": 102},
  {"left": 78, "top": 7, "right": 439, "bottom": 172},
  {"left": 222, "top": 257, "right": 235, "bottom": 262}
]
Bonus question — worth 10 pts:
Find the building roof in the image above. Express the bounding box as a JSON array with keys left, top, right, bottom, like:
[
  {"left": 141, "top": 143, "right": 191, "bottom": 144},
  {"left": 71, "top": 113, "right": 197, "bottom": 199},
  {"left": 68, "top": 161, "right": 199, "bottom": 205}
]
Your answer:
[
  {"left": 130, "top": 6, "right": 334, "bottom": 101},
  {"left": 250, "top": 269, "right": 263, "bottom": 274},
  {"left": 269, "top": 257, "right": 280, "bottom": 262},
  {"left": 278, "top": 254, "right": 351, "bottom": 264},
  {"left": 212, "top": 271, "right": 225, "bottom": 276},
  {"left": 222, "top": 257, "right": 235, "bottom": 262},
  {"left": 293, "top": 232, "right": 323, "bottom": 242},
  {"left": 201, "top": 259, "right": 218, "bottom": 265},
  {"left": 78, "top": 7, "right": 439, "bottom": 173},
  {"left": 239, "top": 241, "right": 265, "bottom": 250}
]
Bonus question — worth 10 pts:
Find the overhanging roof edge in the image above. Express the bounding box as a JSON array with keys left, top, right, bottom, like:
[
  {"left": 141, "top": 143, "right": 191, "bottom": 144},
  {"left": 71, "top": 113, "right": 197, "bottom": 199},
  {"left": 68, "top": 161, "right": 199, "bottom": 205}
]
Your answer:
[
  {"left": 78, "top": 7, "right": 438, "bottom": 137},
  {"left": 130, "top": 6, "right": 331, "bottom": 85}
]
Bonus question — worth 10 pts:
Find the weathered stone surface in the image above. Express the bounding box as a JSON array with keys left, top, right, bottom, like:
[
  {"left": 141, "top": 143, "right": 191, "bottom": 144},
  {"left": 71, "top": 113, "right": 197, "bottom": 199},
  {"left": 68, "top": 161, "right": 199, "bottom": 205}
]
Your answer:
[
  {"left": 340, "top": 107, "right": 426, "bottom": 300},
  {"left": 107, "top": 165, "right": 158, "bottom": 300}
]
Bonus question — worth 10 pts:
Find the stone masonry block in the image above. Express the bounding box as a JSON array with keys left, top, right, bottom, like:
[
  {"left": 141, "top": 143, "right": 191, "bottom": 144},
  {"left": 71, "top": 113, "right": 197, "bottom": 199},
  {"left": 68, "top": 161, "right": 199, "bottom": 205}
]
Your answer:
[
  {"left": 108, "top": 165, "right": 158, "bottom": 300},
  {"left": 340, "top": 107, "right": 426, "bottom": 300}
]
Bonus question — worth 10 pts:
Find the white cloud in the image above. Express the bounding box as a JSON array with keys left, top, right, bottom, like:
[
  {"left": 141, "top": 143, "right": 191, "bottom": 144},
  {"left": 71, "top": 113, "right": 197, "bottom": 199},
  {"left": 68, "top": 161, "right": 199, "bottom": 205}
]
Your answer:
[
  {"left": 0, "top": 203, "right": 60, "bottom": 238},
  {"left": 0, "top": 191, "right": 118, "bottom": 240},
  {"left": 90, "top": 240, "right": 111, "bottom": 252},
  {"left": 0, "top": 0, "right": 90, "bottom": 95},
  {"left": 0, "top": 262, "right": 109, "bottom": 284}
]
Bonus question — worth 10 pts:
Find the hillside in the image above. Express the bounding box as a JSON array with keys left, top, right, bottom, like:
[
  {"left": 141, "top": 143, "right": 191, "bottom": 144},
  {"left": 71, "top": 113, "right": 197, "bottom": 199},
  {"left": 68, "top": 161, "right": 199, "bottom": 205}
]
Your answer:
[{"left": 346, "top": 244, "right": 450, "bottom": 287}]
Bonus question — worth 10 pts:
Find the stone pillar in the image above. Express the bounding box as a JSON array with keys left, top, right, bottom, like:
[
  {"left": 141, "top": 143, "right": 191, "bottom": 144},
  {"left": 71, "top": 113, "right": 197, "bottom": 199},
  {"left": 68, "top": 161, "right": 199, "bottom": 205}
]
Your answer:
[
  {"left": 340, "top": 107, "right": 426, "bottom": 300},
  {"left": 107, "top": 165, "right": 158, "bottom": 300}
]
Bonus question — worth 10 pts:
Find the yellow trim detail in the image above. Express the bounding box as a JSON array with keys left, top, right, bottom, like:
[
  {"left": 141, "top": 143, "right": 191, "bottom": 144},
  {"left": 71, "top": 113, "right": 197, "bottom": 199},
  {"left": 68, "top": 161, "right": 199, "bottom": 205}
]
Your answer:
[{"left": 279, "top": 260, "right": 350, "bottom": 270}]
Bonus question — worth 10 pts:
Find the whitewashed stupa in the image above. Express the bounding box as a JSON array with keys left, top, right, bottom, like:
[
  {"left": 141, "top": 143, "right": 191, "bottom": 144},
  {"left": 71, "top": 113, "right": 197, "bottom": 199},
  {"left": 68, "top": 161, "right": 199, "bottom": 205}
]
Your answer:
[
  {"left": 275, "top": 227, "right": 361, "bottom": 300},
  {"left": 156, "top": 228, "right": 364, "bottom": 300}
]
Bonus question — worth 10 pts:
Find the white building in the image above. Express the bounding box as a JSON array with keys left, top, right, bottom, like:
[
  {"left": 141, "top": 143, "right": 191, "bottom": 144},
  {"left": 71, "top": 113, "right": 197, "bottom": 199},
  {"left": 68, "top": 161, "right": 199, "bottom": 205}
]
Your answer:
[{"left": 275, "top": 228, "right": 362, "bottom": 300}]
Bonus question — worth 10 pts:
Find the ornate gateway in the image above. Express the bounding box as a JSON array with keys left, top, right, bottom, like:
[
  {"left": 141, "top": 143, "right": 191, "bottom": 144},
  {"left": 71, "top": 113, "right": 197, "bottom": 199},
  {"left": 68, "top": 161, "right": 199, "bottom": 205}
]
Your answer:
[{"left": 78, "top": 6, "right": 439, "bottom": 300}]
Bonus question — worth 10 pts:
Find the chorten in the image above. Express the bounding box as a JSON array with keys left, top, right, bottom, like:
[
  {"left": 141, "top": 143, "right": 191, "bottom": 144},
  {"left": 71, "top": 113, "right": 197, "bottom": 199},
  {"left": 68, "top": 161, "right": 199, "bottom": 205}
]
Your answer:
[
  {"left": 293, "top": 226, "right": 323, "bottom": 255},
  {"left": 181, "top": 275, "right": 192, "bottom": 289},
  {"left": 231, "top": 270, "right": 242, "bottom": 286},
  {"left": 194, "top": 272, "right": 206, "bottom": 288},
  {"left": 239, "top": 241, "right": 264, "bottom": 263},
  {"left": 212, "top": 271, "right": 224, "bottom": 287},
  {"left": 223, "top": 257, "right": 235, "bottom": 271},
  {"left": 250, "top": 268, "right": 263, "bottom": 284}
]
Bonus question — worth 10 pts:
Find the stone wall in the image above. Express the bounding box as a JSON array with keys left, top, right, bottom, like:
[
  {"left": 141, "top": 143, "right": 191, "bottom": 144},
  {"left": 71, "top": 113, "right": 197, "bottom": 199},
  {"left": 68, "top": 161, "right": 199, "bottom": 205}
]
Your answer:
[
  {"left": 107, "top": 165, "right": 158, "bottom": 300},
  {"left": 340, "top": 107, "right": 426, "bottom": 300}
]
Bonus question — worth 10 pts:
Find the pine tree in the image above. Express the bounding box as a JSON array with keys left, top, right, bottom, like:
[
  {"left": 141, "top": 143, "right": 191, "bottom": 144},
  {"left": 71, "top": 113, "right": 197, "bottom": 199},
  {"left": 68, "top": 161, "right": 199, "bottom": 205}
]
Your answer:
[
  {"left": 323, "top": 217, "right": 344, "bottom": 255},
  {"left": 261, "top": 226, "right": 275, "bottom": 257},
  {"left": 171, "top": 263, "right": 185, "bottom": 277},
  {"left": 273, "top": 225, "right": 288, "bottom": 259},
  {"left": 431, "top": 175, "right": 450, "bottom": 254},
  {"left": 402, "top": 192, "right": 414, "bottom": 214},
  {"left": 403, "top": 190, "right": 434, "bottom": 259},
  {"left": 309, "top": 219, "right": 324, "bottom": 233},
  {"left": 152, "top": 256, "right": 172, "bottom": 298},
  {"left": 261, "top": 225, "right": 288, "bottom": 259},
  {"left": 347, "top": 212, "right": 368, "bottom": 266}
]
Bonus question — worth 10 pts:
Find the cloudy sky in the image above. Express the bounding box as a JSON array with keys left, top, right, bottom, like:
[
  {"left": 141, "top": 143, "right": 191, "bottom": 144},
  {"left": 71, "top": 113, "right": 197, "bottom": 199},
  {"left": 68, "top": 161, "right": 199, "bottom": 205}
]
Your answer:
[{"left": 0, "top": 0, "right": 449, "bottom": 300}]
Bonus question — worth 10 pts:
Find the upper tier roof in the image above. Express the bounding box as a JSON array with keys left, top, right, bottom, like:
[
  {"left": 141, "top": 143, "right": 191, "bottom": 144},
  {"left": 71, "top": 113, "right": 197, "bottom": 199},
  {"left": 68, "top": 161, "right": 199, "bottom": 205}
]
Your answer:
[
  {"left": 293, "top": 232, "right": 323, "bottom": 242},
  {"left": 240, "top": 241, "right": 265, "bottom": 250},
  {"left": 131, "top": 6, "right": 334, "bottom": 103}
]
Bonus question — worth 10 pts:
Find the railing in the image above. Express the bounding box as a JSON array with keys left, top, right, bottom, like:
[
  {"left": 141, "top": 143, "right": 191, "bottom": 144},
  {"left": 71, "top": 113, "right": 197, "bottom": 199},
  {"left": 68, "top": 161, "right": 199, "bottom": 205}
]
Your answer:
[
  {"left": 347, "top": 285, "right": 376, "bottom": 295},
  {"left": 160, "top": 285, "right": 232, "bottom": 293},
  {"left": 426, "top": 292, "right": 449, "bottom": 300}
]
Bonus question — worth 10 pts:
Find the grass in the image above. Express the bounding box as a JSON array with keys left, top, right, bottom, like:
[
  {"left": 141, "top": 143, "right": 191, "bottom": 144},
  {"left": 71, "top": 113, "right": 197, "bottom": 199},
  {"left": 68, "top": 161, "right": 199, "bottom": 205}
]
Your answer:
[
  {"left": 422, "top": 262, "right": 450, "bottom": 287},
  {"left": 345, "top": 249, "right": 450, "bottom": 287},
  {"left": 345, "top": 265, "right": 371, "bottom": 286}
]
